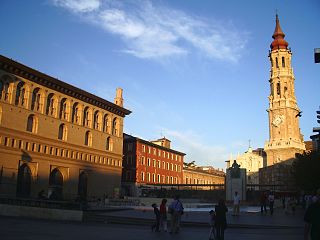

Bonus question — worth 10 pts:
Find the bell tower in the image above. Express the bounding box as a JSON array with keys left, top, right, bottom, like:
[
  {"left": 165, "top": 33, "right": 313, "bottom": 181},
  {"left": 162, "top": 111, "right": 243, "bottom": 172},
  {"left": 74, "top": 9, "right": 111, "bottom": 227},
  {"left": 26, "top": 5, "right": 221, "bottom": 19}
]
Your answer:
[{"left": 264, "top": 14, "right": 305, "bottom": 166}]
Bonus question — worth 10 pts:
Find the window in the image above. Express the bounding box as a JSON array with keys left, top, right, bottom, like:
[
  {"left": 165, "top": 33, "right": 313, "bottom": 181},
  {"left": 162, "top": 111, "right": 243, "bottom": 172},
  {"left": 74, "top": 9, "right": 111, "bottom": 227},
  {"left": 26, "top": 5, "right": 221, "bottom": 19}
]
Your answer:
[
  {"left": 148, "top": 147, "right": 151, "bottom": 154},
  {"left": 0, "top": 80, "right": 10, "bottom": 102},
  {"left": 84, "top": 131, "right": 92, "bottom": 146},
  {"left": 147, "top": 158, "right": 150, "bottom": 166},
  {"left": 93, "top": 110, "right": 100, "bottom": 130},
  {"left": 59, "top": 98, "right": 68, "bottom": 120},
  {"left": 152, "top": 174, "right": 155, "bottom": 182},
  {"left": 106, "top": 137, "right": 112, "bottom": 151},
  {"left": 141, "top": 156, "right": 145, "bottom": 165},
  {"left": 46, "top": 93, "right": 57, "bottom": 116},
  {"left": 158, "top": 160, "right": 161, "bottom": 168},
  {"left": 15, "top": 82, "right": 26, "bottom": 107},
  {"left": 153, "top": 148, "right": 156, "bottom": 155},
  {"left": 26, "top": 115, "right": 37, "bottom": 133},
  {"left": 275, "top": 57, "right": 279, "bottom": 68},
  {"left": 277, "top": 83, "right": 281, "bottom": 95},
  {"left": 158, "top": 150, "right": 161, "bottom": 157},
  {"left": 58, "top": 124, "right": 67, "bottom": 141},
  {"left": 147, "top": 173, "right": 150, "bottom": 182},
  {"left": 142, "top": 145, "right": 145, "bottom": 152},
  {"left": 83, "top": 107, "right": 91, "bottom": 127},
  {"left": 282, "top": 57, "right": 285, "bottom": 67},
  {"left": 112, "top": 118, "right": 118, "bottom": 136},
  {"left": 31, "top": 88, "right": 43, "bottom": 112},
  {"left": 167, "top": 163, "right": 169, "bottom": 170},
  {"left": 157, "top": 174, "right": 160, "bottom": 183},
  {"left": 153, "top": 159, "right": 156, "bottom": 167},
  {"left": 141, "top": 172, "right": 145, "bottom": 181},
  {"left": 103, "top": 114, "right": 109, "bottom": 132},
  {"left": 162, "top": 161, "right": 165, "bottom": 169},
  {"left": 72, "top": 102, "right": 80, "bottom": 124}
]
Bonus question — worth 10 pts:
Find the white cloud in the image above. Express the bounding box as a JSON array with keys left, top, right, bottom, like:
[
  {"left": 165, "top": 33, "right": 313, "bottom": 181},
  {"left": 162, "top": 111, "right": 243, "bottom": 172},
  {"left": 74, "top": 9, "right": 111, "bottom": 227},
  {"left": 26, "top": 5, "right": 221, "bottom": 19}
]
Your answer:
[
  {"left": 53, "top": 0, "right": 101, "bottom": 13},
  {"left": 163, "top": 129, "right": 229, "bottom": 169},
  {"left": 52, "top": 0, "right": 248, "bottom": 61}
]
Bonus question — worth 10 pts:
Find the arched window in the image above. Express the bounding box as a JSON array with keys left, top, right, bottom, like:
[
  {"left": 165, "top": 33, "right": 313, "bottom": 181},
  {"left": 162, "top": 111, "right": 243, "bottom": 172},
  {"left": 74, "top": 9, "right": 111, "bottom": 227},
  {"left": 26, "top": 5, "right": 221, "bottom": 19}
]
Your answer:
[
  {"left": 46, "top": 93, "right": 57, "bottom": 116},
  {"left": 15, "top": 82, "right": 26, "bottom": 106},
  {"left": 0, "top": 80, "right": 3, "bottom": 99},
  {"left": 83, "top": 107, "right": 91, "bottom": 127},
  {"left": 58, "top": 124, "right": 67, "bottom": 141},
  {"left": 275, "top": 57, "right": 279, "bottom": 68},
  {"left": 26, "top": 115, "right": 37, "bottom": 133},
  {"left": 16, "top": 163, "right": 32, "bottom": 197},
  {"left": 78, "top": 171, "right": 88, "bottom": 201},
  {"left": 103, "top": 114, "right": 109, "bottom": 132},
  {"left": 84, "top": 131, "right": 92, "bottom": 146},
  {"left": 93, "top": 110, "right": 100, "bottom": 130},
  {"left": 59, "top": 98, "right": 68, "bottom": 120},
  {"left": 112, "top": 118, "right": 118, "bottom": 136},
  {"left": 282, "top": 57, "right": 285, "bottom": 67},
  {"left": 31, "top": 88, "right": 43, "bottom": 112},
  {"left": 49, "top": 168, "right": 63, "bottom": 200},
  {"left": 72, "top": 102, "right": 80, "bottom": 124}
]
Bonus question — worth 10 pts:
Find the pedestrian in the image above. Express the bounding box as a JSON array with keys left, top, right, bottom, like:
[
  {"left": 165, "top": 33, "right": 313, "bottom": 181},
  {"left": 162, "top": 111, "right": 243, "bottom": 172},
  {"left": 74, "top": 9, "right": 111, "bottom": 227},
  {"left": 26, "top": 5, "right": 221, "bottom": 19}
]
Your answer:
[
  {"left": 232, "top": 191, "right": 240, "bottom": 216},
  {"left": 215, "top": 199, "right": 228, "bottom": 240},
  {"left": 159, "top": 198, "right": 168, "bottom": 232},
  {"left": 209, "top": 210, "right": 216, "bottom": 240},
  {"left": 268, "top": 191, "right": 275, "bottom": 215},
  {"left": 151, "top": 203, "right": 160, "bottom": 232},
  {"left": 260, "top": 191, "right": 267, "bottom": 214},
  {"left": 168, "top": 195, "right": 184, "bottom": 234},
  {"left": 304, "top": 188, "right": 320, "bottom": 240}
]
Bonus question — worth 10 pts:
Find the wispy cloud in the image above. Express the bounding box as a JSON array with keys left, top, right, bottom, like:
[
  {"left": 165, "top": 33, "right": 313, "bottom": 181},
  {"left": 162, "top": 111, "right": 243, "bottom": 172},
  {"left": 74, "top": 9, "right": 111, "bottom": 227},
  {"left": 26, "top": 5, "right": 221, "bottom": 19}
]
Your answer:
[
  {"left": 163, "top": 129, "right": 229, "bottom": 169},
  {"left": 52, "top": 0, "right": 248, "bottom": 61}
]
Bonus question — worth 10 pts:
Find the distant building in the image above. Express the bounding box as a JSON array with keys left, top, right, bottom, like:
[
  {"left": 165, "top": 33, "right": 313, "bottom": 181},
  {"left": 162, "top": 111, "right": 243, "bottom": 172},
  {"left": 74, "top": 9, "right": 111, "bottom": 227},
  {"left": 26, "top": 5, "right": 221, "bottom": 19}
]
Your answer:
[
  {"left": 226, "top": 147, "right": 265, "bottom": 184},
  {"left": 0, "top": 55, "right": 131, "bottom": 200},
  {"left": 122, "top": 134, "right": 185, "bottom": 196},
  {"left": 183, "top": 164, "right": 225, "bottom": 189}
]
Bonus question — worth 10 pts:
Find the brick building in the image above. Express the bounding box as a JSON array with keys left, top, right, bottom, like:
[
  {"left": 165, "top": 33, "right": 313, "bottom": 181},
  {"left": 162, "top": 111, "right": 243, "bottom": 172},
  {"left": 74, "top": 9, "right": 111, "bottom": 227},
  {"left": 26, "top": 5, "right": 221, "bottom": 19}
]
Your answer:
[{"left": 122, "top": 134, "right": 185, "bottom": 196}]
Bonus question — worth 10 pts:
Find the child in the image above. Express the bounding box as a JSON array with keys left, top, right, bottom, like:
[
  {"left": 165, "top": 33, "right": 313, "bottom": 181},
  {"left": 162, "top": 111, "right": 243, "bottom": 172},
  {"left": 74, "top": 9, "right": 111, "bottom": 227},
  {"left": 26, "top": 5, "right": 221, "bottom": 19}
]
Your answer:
[
  {"left": 209, "top": 210, "right": 216, "bottom": 240},
  {"left": 160, "top": 199, "right": 168, "bottom": 232},
  {"left": 151, "top": 203, "right": 160, "bottom": 232}
]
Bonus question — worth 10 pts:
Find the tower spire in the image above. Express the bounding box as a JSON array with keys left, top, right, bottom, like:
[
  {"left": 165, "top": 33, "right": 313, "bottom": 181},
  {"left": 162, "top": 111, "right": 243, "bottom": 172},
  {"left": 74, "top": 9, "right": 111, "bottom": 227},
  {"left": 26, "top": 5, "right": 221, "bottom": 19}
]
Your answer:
[{"left": 270, "top": 14, "right": 288, "bottom": 50}]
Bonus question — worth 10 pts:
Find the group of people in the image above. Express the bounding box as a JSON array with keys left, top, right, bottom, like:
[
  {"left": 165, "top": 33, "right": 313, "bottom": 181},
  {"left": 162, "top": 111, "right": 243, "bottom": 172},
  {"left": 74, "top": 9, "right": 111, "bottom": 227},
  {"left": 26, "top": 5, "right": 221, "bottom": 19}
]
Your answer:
[
  {"left": 151, "top": 195, "right": 184, "bottom": 234},
  {"left": 259, "top": 191, "right": 275, "bottom": 215},
  {"left": 209, "top": 199, "right": 228, "bottom": 240}
]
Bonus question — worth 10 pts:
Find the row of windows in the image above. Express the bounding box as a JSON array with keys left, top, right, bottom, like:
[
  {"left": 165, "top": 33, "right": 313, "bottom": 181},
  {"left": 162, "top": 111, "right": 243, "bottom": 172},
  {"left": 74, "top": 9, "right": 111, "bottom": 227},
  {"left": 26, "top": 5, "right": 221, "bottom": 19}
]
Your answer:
[
  {"left": 185, "top": 177, "right": 217, "bottom": 185},
  {"left": 272, "top": 56, "right": 286, "bottom": 68},
  {"left": 140, "top": 144, "right": 182, "bottom": 162},
  {"left": 0, "top": 135, "right": 121, "bottom": 167},
  {"left": 0, "top": 78, "right": 121, "bottom": 136},
  {"left": 26, "top": 114, "right": 113, "bottom": 150},
  {"left": 140, "top": 172, "right": 180, "bottom": 184},
  {"left": 139, "top": 156, "right": 181, "bottom": 172}
]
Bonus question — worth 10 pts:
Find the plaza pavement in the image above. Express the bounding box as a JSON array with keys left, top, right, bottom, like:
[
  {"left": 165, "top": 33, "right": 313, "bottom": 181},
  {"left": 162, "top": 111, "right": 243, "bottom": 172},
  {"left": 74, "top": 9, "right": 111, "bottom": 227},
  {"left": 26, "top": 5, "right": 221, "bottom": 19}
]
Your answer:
[{"left": 85, "top": 205, "right": 305, "bottom": 229}]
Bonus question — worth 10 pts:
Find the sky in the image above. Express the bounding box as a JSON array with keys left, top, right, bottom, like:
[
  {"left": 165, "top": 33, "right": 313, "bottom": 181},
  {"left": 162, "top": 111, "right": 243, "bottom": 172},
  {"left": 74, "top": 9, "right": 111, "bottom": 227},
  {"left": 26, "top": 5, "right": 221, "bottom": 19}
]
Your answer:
[{"left": 0, "top": 0, "right": 319, "bottom": 170}]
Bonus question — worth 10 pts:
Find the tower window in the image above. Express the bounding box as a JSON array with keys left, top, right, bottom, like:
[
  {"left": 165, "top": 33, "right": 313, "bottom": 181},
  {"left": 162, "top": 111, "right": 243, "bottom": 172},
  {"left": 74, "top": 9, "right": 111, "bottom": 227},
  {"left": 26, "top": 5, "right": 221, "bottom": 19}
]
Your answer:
[
  {"left": 275, "top": 57, "right": 279, "bottom": 68},
  {"left": 282, "top": 57, "right": 285, "bottom": 67},
  {"left": 277, "top": 83, "right": 280, "bottom": 95}
]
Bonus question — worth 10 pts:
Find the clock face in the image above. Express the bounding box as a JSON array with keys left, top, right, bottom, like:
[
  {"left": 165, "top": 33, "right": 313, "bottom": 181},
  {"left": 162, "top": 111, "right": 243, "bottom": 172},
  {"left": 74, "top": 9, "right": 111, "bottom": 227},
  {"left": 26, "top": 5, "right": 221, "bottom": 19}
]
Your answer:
[{"left": 272, "top": 115, "right": 284, "bottom": 127}]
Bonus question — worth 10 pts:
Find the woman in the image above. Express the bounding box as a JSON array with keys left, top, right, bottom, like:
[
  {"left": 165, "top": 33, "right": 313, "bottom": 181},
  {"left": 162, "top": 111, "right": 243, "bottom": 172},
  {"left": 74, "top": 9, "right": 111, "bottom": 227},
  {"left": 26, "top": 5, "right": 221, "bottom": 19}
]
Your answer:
[
  {"left": 215, "top": 199, "right": 228, "bottom": 240},
  {"left": 159, "top": 198, "right": 168, "bottom": 232}
]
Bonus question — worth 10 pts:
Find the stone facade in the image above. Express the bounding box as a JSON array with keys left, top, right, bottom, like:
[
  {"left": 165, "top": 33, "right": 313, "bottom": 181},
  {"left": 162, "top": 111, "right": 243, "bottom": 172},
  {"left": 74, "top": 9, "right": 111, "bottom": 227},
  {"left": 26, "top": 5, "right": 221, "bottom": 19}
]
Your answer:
[
  {"left": 183, "top": 166, "right": 225, "bottom": 190},
  {"left": 122, "top": 134, "right": 185, "bottom": 196},
  {"left": 0, "top": 55, "right": 131, "bottom": 200},
  {"left": 264, "top": 15, "right": 305, "bottom": 166}
]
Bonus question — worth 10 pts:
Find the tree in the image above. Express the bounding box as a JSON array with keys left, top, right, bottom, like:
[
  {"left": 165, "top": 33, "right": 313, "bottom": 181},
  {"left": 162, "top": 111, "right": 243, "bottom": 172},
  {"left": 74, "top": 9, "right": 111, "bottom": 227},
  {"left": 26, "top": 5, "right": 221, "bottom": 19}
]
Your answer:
[{"left": 292, "top": 151, "right": 320, "bottom": 191}]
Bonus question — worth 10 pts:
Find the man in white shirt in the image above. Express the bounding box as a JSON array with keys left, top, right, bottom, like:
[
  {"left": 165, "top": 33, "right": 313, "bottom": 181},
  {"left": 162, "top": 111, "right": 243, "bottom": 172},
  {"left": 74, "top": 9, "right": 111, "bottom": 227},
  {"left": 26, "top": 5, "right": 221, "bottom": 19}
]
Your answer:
[{"left": 233, "top": 191, "right": 240, "bottom": 216}]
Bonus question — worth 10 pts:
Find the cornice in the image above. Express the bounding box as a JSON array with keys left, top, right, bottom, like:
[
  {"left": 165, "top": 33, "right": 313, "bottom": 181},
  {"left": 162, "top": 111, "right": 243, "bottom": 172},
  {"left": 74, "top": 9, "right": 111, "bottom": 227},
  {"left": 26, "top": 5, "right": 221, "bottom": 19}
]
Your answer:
[{"left": 0, "top": 55, "right": 131, "bottom": 117}]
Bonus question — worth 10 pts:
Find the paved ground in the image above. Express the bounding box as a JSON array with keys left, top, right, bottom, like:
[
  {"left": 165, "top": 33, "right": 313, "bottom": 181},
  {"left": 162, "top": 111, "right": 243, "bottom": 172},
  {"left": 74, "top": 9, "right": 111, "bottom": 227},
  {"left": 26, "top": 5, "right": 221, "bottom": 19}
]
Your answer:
[{"left": 0, "top": 216, "right": 303, "bottom": 240}]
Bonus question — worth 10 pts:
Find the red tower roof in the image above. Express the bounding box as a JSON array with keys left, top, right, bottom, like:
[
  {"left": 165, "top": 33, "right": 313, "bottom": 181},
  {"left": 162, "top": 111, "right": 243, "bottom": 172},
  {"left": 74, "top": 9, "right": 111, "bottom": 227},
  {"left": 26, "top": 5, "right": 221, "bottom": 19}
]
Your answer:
[{"left": 270, "top": 14, "right": 288, "bottom": 50}]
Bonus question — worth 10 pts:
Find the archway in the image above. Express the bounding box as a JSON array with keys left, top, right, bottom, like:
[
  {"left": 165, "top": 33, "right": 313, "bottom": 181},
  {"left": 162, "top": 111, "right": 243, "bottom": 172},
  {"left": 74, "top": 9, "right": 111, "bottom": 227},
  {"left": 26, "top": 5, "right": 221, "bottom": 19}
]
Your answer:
[
  {"left": 49, "top": 168, "right": 63, "bottom": 200},
  {"left": 16, "top": 164, "right": 32, "bottom": 197},
  {"left": 78, "top": 171, "right": 88, "bottom": 201}
]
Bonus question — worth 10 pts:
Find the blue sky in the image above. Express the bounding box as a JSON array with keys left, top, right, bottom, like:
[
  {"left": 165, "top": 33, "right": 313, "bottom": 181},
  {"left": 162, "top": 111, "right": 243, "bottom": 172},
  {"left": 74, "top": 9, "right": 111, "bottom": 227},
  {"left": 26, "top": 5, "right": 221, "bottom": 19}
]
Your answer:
[{"left": 1, "top": 0, "right": 319, "bottom": 169}]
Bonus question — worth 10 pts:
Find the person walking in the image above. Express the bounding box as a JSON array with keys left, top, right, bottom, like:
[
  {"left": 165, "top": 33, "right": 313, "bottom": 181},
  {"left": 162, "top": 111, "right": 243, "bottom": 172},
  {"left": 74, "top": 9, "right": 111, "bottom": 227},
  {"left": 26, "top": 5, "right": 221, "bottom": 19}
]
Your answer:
[
  {"left": 159, "top": 198, "right": 168, "bottom": 232},
  {"left": 260, "top": 191, "right": 267, "bottom": 214},
  {"left": 232, "top": 191, "right": 240, "bottom": 216},
  {"left": 268, "top": 191, "right": 275, "bottom": 215},
  {"left": 168, "top": 195, "right": 184, "bottom": 234},
  {"left": 215, "top": 199, "right": 228, "bottom": 240},
  {"left": 304, "top": 189, "right": 320, "bottom": 240},
  {"left": 151, "top": 203, "right": 160, "bottom": 232},
  {"left": 209, "top": 210, "right": 216, "bottom": 240}
]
